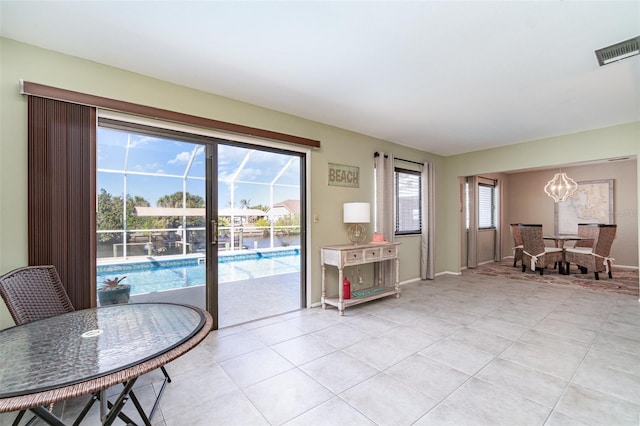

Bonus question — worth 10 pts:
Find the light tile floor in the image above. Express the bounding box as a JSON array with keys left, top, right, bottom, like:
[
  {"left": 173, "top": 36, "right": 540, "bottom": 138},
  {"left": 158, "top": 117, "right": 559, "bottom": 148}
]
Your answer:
[{"left": 3, "top": 272, "right": 639, "bottom": 425}]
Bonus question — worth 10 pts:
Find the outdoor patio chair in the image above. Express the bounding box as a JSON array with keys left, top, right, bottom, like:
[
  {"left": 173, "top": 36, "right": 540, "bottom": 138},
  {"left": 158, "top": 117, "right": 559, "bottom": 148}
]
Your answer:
[
  {"left": 510, "top": 223, "right": 524, "bottom": 267},
  {"left": 0, "top": 265, "right": 172, "bottom": 422},
  {"left": 0, "top": 265, "right": 74, "bottom": 324},
  {"left": 565, "top": 224, "right": 617, "bottom": 280},
  {"left": 519, "top": 224, "right": 564, "bottom": 275},
  {"left": 0, "top": 265, "right": 75, "bottom": 423}
]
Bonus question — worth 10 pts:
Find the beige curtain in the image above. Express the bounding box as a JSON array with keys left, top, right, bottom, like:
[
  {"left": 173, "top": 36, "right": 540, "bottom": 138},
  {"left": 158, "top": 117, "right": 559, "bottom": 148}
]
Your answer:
[
  {"left": 495, "top": 177, "right": 504, "bottom": 262},
  {"left": 466, "top": 176, "right": 478, "bottom": 268},
  {"left": 421, "top": 162, "right": 435, "bottom": 279},
  {"left": 374, "top": 152, "right": 395, "bottom": 284}
]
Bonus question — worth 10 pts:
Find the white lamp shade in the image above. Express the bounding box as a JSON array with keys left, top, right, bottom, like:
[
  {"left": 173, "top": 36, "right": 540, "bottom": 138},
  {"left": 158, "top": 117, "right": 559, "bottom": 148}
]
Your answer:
[{"left": 343, "top": 202, "right": 370, "bottom": 223}]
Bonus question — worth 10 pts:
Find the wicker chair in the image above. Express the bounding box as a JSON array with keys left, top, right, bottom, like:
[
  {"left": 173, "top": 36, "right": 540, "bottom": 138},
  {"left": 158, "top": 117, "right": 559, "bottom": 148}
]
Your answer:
[
  {"left": 0, "top": 265, "right": 74, "bottom": 324},
  {"left": 564, "top": 224, "right": 617, "bottom": 280},
  {"left": 519, "top": 224, "right": 564, "bottom": 275},
  {"left": 510, "top": 223, "right": 524, "bottom": 267},
  {"left": 0, "top": 266, "right": 74, "bottom": 424},
  {"left": 0, "top": 265, "right": 172, "bottom": 422},
  {"left": 574, "top": 223, "right": 599, "bottom": 248}
]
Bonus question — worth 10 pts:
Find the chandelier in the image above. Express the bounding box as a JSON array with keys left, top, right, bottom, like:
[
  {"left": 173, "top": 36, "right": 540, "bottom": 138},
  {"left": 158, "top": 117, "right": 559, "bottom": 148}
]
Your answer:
[{"left": 544, "top": 172, "right": 578, "bottom": 202}]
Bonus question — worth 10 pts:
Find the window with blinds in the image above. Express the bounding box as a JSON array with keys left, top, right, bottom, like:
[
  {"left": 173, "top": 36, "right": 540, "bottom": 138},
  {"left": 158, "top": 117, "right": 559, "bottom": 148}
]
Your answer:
[
  {"left": 395, "top": 168, "right": 421, "bottom": 234},
  {"left": 478, "top": 183, "right": 496, "bottom": 229}
]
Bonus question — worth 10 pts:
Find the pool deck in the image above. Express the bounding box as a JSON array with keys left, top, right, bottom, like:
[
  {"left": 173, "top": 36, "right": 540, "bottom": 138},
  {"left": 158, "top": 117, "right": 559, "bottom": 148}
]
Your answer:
[
  {"left": 128, "top": 272, "right": 300, "bottom": 328},
  {"left": 98, "top": 249, "right": 302, "bottom": 328}
]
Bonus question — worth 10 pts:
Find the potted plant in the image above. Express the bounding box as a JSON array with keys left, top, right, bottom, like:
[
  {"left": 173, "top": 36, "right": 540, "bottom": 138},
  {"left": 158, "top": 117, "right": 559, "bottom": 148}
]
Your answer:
[{"left": 98, "top": 276, "right": 131, "bottom": 305}]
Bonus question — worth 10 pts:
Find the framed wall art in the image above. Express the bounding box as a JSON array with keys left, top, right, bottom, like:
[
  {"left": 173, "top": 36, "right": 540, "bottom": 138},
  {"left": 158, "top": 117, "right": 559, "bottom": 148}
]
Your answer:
[{"left": 555, "top": 179, "right": 614, "bottom": 235}]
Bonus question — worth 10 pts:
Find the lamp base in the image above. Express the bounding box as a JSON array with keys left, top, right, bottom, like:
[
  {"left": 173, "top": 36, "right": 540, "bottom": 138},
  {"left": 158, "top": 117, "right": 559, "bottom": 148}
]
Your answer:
[{"left": 347, "top": 223, "right": 367, "bottom": 245}]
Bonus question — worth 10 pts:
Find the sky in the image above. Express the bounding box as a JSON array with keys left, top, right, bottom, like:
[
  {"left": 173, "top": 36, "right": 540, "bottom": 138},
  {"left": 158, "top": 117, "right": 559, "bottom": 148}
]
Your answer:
[{"left": 97, "top": 126, "right": 301, "bottom": 209}]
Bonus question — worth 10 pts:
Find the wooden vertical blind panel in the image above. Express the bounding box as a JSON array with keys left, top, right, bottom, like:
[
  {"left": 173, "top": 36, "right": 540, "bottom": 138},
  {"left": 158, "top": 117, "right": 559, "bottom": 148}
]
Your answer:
[{"left": 28, "top": 97, "right": 97, "bottom": 309}]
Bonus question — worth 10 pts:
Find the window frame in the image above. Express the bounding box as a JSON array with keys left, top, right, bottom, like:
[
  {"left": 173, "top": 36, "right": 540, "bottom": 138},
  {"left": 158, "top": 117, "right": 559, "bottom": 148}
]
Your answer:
[
  {"left": 478, "top": 182, "right": 496, "bottom": 230},
  {"left": 394, "top": 167, "right": 422, "bottom": 235}
]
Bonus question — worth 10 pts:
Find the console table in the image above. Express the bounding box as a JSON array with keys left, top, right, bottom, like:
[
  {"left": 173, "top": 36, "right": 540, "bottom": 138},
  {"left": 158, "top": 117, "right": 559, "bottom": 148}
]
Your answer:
[{"left": 321, "top": 242, "right": 400, "bottom": 315}]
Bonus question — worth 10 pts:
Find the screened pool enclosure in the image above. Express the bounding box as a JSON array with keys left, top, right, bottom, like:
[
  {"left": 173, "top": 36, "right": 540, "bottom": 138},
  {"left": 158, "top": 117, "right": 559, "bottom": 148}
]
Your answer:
[
  {"left": 97, "top": 125, "right": 302, "bottom": 260},
  {"left": 96, "top": 122, "right": 305, "bottom": 327}
]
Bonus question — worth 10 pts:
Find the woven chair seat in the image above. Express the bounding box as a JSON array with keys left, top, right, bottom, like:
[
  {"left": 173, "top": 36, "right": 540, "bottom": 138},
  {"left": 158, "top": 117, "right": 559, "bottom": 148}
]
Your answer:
[{"left": 565, "top": 247, "right": 593, "bottom": 254}]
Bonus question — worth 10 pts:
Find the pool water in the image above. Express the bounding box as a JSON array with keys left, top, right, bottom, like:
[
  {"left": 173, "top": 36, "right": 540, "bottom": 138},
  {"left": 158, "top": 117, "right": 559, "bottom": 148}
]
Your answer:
[{"left": 97, "top": 249, "right": 300, "bottom": 295}]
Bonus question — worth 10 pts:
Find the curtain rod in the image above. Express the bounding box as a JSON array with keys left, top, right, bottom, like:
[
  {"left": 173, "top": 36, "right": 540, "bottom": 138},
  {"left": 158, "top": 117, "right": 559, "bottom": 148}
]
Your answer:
[{"left": 374, "top": 151, "right": 423, "bottom": 166}]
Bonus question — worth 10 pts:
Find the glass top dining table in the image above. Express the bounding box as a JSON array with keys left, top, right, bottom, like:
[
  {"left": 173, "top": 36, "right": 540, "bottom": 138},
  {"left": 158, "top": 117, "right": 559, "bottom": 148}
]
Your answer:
[
  {"left": 0, "top": 303, "right": 212, "bottom": 420},
  {"left": 543, "top": 235, "right": 593, "bottom": 249}
]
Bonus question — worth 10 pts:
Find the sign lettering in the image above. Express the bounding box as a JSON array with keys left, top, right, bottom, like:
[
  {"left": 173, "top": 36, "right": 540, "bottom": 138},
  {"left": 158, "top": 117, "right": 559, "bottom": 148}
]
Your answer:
[{"left": 328, "top": 163, "right": 360, "bottom": 188}]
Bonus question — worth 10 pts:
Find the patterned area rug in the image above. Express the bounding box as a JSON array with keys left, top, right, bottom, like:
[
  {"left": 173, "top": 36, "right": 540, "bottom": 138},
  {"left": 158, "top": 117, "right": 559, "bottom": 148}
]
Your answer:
[{"left": 468, "top": 260, "right": 639, "bottom": 296}]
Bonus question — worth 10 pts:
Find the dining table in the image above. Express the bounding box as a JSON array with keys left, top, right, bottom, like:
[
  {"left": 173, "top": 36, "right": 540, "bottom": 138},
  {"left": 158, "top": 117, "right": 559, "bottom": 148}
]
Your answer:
[
  {"left": 543, "top": 235, "right": 593, "bottom": 249},
  {"left": 0, "top": 302, "right": 212, "bottom": 425}
]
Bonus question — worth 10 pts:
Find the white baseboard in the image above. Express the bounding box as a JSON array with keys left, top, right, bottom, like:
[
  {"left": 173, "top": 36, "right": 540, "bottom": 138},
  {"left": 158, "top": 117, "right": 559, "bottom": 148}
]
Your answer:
[
  {"left": 613, "top": 264, "right": 639, "bottom": 270},
  {"left": 436, "top": 270, "right": 462, "bottom": 276}
]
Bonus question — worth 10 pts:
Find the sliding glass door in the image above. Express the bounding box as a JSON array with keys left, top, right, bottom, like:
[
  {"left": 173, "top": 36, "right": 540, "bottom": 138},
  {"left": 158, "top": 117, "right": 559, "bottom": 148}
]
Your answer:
[
  {"left": 96, "top": 118, "right": 305, "bottom": 328},
  {"left": 216, "top": 143, "right": 304, "bottom": 327}
]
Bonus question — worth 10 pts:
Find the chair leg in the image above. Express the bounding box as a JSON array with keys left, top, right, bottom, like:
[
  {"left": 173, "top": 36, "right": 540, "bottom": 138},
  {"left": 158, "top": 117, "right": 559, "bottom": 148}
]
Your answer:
[
  {"left": 594, "top": 271, "right": 600, "bottom": 280},
  {"left": 522, "top": 264, "right": 526, "bottom": 273},
  {"left": 608, "top": 270, "right": 613, "bottom": 279},
  {"left": 513, "top": 258, "right": 517, "bottom": 267}
]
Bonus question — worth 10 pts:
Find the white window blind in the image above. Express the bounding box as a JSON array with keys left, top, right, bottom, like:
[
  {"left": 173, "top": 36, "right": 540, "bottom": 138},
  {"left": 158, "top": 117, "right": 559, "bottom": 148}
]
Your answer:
[
  {"left": 478, "top": 184, "right": 495, "bottom": 228},
  {"left": 395, "top": 168, "right": 421, "bottom": 234}
]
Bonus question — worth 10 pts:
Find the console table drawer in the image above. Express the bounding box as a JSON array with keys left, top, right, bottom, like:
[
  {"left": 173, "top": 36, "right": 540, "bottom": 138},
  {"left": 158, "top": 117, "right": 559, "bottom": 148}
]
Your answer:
[
  {"left": 342, "top": 250, "right": 363, "bottom": 264},
  {"left": 363, "top": 247, "right": 381, "bottom": 261},
  {"left": 381, "top": 246, "right": 398, "bottom": 259}
]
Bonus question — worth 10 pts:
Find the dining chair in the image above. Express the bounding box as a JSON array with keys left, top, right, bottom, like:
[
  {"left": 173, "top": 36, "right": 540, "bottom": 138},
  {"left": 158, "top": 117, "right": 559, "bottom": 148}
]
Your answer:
[
  {"left": 564, "top": 224, "right": 617, "bottom": 280},
  {"left": 510, "top": 223, "right": 524, "bottom": 267},
  {"left": 519, "top": 224, "right": 564, "bottom": 275},
  {"left": 574, "top": 223, "right": 599, "bottom": 248}
]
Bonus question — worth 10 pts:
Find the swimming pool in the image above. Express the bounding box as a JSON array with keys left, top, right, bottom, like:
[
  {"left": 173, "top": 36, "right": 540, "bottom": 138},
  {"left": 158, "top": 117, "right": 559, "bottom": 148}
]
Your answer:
[{"left": 97, "top": 248, "right": 300, "bottom": 295}]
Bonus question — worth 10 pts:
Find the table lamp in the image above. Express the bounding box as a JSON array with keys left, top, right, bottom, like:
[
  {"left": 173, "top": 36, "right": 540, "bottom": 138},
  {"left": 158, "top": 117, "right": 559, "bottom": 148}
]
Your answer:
[{"left": 343, "top": 202, "right": 370, "bottom": 244}]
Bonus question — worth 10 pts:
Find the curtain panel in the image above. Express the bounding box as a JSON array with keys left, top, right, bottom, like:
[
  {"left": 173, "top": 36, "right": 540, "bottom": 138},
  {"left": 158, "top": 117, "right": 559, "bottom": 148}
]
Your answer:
[
  {"left": 27, "top": 96, "right": 96, "bottom": 309},
  {"left": 466, "top": 176, "right": 478, "bottom": 268},
  {"left": 420, "top": 163, "right": 435, "bottom": 279},
  {"left": 495, "top": 177, "right": 504, "bottom": 262},
  {"left": 374, "top": 152, "right": 396, "bottom": 284}
]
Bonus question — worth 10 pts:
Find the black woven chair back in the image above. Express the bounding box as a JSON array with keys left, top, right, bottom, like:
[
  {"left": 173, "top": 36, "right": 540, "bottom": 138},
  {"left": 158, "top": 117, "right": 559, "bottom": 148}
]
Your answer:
[{"left": 0, "top": 265, "right": 74, "bottom": 325}]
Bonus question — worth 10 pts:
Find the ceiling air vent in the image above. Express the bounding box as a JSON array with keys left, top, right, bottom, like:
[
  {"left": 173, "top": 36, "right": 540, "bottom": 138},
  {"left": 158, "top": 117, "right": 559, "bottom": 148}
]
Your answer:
[{"left": 595, "top": 36, "right": 640, "bottom": 66}]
